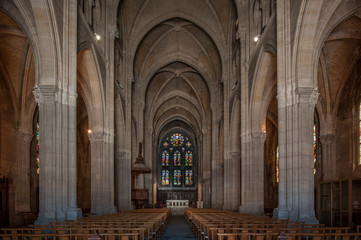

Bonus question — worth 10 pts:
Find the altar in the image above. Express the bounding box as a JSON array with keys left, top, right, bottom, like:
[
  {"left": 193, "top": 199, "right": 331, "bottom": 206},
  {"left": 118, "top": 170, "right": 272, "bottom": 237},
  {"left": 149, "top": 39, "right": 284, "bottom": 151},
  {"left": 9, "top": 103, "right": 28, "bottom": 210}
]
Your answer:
[{"left": 166, "top": 200, "right": 189, "bottom": 215}]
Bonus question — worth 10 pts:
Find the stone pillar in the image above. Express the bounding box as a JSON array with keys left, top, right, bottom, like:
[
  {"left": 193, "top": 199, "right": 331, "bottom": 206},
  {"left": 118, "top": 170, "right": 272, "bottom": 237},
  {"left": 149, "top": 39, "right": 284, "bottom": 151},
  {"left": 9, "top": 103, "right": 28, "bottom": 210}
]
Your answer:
[
  {"left": 297, "top": 87, "right": 318, "bottom": 223},
  {"left": 240, "top": 131, "right": 265, "bottom": 215},
  {"left": 275, "top": 93, "right": 289, "bottom": 219},
  {"left": 319, "top": 134, "right": 335, "bottom": 181},
  {"left": 15, "top": 131, "right": 33, "bottom": 213},
  {"left": 275, "top": 0, "right": 291, "bottom": 220},
  {"left": 223, "top": 152, "right": 240, "bottom": 211},
  {"left": 251, "top": 131, "right": 266, "bottom": 215},
  {"left": 65, "top": 0, "right": 82, "bottom": 220},
  {"left": 202, "top": 127, "right": 212, "bottom": 208},
  {"left": 66, "top": 93, "right": 82, "bottom": 219},
  {"left": 33, "top": 86, "right": 58, "bottom": 224},
  {"left": 115, "top": 150, "right": 131, "bottom": 212},
  {"left": 89, "top": 130, "right": 103, "bottom": 215},
  {"left": 104, "top": 133, "right": 117, "bottom": 214},
  {"left": 89, "top": 131, "right": 116, "bottom": 215}
]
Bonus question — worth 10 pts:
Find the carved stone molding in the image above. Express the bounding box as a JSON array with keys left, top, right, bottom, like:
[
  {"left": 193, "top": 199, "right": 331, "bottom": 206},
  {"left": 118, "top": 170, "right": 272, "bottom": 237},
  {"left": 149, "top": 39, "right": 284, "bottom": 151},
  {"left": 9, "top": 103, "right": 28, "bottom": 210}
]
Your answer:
[
  {"left": 109, "top": 25, "right": 119, "bottom": 38},
  {"left": 240, "top": 132, "right": 252, "bottom": 143},
  {"left": 319, "top": 134, "right": 335, "bottom": 145},
  {"left": 32, "top": 85, "right": 58, "bottom": 104},
  {"left": 297, "top": 87, "right": 319, "bottom": 107},
  {"left": 88, "top": 130, "right": 104, "bottom": 143},
  {"left": 276, "top": 92, "right": 286, "bottom": 108},
  {"left": 16, "top": 131, "right": 33, "bottom": 143},
  {"left": 68, "top": 93, "right": 78, "bottom": 107},
  {"left": 251, "top": 131, "right": 267, "bottom": 143}
]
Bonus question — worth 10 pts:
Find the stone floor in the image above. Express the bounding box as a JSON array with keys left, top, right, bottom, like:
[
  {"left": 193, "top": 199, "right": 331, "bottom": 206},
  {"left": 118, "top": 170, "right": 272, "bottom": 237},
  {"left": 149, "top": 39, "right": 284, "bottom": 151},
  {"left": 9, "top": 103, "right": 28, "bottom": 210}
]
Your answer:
[{"left": 161, "top": 215, "right": 197, "bottom": 240}]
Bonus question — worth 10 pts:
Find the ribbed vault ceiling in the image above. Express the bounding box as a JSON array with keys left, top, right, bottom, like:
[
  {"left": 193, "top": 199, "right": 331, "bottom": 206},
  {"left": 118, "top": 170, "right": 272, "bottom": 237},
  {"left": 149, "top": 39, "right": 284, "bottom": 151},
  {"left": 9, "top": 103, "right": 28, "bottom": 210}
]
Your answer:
[{"left": 134, "top": 17, "right": 222, "bottom": 136}]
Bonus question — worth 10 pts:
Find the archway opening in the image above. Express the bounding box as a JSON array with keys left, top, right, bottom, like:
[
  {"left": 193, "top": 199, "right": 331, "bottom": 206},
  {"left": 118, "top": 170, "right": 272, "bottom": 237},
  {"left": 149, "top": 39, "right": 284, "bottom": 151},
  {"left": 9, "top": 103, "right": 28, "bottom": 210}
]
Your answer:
[
  {"left": 264, "top": 94, "right": 278, "bottom": 217},
  {"left": 76, "top": 95, "right": 91, "bottom": 216}
]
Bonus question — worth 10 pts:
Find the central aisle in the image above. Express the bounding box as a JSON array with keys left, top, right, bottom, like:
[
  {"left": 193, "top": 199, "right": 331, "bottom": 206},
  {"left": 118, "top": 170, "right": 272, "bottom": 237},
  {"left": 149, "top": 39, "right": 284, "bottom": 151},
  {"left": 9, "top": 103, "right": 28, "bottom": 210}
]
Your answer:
[{"left": 161, "top": 215, "right": 197, "bottom": 240}]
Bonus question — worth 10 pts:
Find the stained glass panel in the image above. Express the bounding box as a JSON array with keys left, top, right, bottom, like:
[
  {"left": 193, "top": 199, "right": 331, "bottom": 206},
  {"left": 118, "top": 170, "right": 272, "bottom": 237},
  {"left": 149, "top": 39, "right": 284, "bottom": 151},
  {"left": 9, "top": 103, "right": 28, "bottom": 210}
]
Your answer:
[
  {"left": 162, "top": 170, "right": 165, "bottom": 185},
  {"left": 162, "top": 151, "right": 169, "bottom": 166},
  {"left": 173, "top": 170, "right": 181, "bottom": 186},
  {"left": 313, "top": 124, "right": 317, "bottom": 174},
  {"left": 36, "top": 123, "right": 40, "bottom": 174},
  {"left": 185, "top": 170, "right": 193, "bottom": 185},
  {"left": 185, "top": 151, "right": 192, "bottom": 166},
  {"left": 161, "top": 170, "right": 170, "bottom": 185},
  {"left": 173, "top": 151, "right": 181, "bottom": 166},
  {"left": 171, "top": 133, "right": 184, "bottom": 147},
  {"left": 276, "top": 146, "right": 279, "bottom": 183}
]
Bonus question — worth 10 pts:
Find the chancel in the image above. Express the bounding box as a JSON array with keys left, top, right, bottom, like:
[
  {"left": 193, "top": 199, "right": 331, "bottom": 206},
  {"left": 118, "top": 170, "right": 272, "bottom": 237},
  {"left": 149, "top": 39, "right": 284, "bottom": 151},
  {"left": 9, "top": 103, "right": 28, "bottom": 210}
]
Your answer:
[{"left": 0, "top": 0, "right": 361, "bottom": 237}]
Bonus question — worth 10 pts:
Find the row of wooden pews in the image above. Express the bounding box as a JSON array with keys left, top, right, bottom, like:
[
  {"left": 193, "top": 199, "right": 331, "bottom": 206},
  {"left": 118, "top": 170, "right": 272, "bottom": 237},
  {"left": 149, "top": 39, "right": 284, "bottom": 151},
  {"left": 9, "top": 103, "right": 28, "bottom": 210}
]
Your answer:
[
  {"left": 185, "top": 208, "right": 361, "bottom": 240},
  {"left": 0, "top": 208, "right": 171, "bottom": 240}
]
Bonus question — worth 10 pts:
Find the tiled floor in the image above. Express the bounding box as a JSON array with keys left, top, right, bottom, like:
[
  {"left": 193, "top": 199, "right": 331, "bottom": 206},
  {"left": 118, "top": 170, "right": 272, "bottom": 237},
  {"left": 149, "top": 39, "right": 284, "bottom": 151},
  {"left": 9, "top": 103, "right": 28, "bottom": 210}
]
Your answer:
[{"left": 161, "top": 215, "right": 197, "bottom": 240}]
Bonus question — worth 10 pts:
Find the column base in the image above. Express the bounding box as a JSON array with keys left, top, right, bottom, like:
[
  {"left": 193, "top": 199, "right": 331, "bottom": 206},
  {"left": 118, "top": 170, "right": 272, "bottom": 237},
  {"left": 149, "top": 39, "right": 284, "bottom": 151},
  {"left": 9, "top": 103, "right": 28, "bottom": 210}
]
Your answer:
[
  {"left": 35, "top": 213, "right": 56, "bottom": 225},
  {"left": 107, "top": 206, "right": 117, "bottom": 214},
  {"left": 66, "top": 207, "right": 82, "bottom": 220},
  {"left": 299, "top": 215, "right": 319, "bottom": 224},
  {"left": 239, "top": 204, "right": 264, "bottom": 215},
  {"left": 274, "top": 205, "right": 289, "bottom": 219}
]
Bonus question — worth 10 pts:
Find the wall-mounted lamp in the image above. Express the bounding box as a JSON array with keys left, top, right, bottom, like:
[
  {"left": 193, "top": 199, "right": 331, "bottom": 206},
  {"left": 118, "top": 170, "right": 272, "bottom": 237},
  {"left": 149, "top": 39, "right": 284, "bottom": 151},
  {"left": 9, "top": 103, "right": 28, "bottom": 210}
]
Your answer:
[{"left": 95, "top": 33, "right": 101, "bottom": 40}]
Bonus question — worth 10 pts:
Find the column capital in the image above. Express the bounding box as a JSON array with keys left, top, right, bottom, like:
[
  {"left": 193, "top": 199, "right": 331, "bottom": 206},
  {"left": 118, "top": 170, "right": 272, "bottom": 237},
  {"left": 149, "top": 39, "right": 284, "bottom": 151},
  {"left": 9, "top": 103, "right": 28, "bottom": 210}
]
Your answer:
[
  {"left": 16, "top": 131, "right": 33, "bottom": 143},
  {"left": 33, "top": 85, "right": 58, "bottom": 103},
  {"left": 251, "top": 131, "right": 267, "bottom": 143},
  {"left": 277, "top": 91, "right": 297, "bottom": 108},
  {"left": 296, "top": 87, "right": 319, "bottom": 107},
  {"left": 68, "top": 93, "right": 78, "bottom": 107},
  {"left": 103, "top": 131, "right": 115, "bottom": 143},
  {"left": 88, "top": 130, "right": 104, "bottom": 143},
  {"left": 319, "top": 134, "right": 335, "bottom": 144},
  {"left": 109, "top": 25, "right": 119, "bottom": 39},
  {"left": 240, "top": 132, "right": 251, "bottom": 143}
]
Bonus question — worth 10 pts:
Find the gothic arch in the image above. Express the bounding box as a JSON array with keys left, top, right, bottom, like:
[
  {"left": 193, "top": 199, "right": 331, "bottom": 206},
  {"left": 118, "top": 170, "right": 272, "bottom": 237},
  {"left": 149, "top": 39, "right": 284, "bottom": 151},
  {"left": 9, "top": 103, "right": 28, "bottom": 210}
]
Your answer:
[
  {"left": 77, "top": 48, "right": 105, "bottom": 131},
  {"left": 250, "top": 49, "right": 277, "bottom": 131}
]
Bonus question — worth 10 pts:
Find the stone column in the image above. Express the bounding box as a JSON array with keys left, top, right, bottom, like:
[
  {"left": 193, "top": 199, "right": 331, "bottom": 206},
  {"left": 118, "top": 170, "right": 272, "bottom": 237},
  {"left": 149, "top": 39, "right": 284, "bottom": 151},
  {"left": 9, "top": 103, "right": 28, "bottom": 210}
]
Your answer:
[
  {"left": 275, "top": 93, "right": 289, "bottom": 219},
  {"left": 65, "top": 0, "right": 82, "bottom": 220},
  {"left": 33, "top": 86, "right": 58, "bottom": 224},
  {"left": 104, "top": 133, "right": 117, "bottom": 214},
  {"left": 202, "top": 127, "right": 212, "bottom": 208},
  {"left": 15, "top": 131, "right": 33, "bottom": 213},
  {"left": 66, "top": 93, "right": 82, "bottom": 219},
  {"left": 251, "top": 131, "right": 266, "bottom": 215},
  {"left": 297, "top": 87, "right": 318, "bottom": 223},
  {"left": 89, "top": 130, "right": 116, "bottom": 215},
  {"left": 240, "top": 131, "right": 266, "bottom": 215},
  {"left": 115, "top": 150, "right": 131, "bottom": 211},
  {"left": 319, "top": 134, "right": 335, "bottom": 181},
  {"left": 240, "top": 133, "right": 251, "bottom": 213},
  {"left": 89, "top": 130, "right": 103, "bottom": 215},
  {"left": 275, "top": 0, "right": 291, "bottom": 220}
]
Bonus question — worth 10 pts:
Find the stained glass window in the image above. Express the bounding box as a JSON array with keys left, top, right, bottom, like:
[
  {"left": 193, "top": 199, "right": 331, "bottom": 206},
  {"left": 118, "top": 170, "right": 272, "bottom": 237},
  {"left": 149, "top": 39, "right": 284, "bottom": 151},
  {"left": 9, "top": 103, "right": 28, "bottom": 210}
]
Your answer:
[
  {"left": 159, "top": 131, "right": 195, "bottom": 188},
  {"left": 185, "top": 170, "right": 193, "bottom": 185},
  {"left": 174, "top": 151, "right": 181, "bottom": 166},
  {"left": 161, "top": 170, "right": 169, "bottom": 185},
  {"left": 276, "top": 146, "right": 279, "bottom": 183},
  {"left": 162, "top": 151, "right": 169, "bottom": 166},
  {"left": 171, "top": 133, "right": 184, "bottom": 147},
  {"left": 36, "top": 123, "right": 40, "bottom": 174},
  {"left": 174, "top": 170, "right": 181, "bottom": 186},
  {"left": 185, "top": 151, "right": 193, "bottom": 166},
  {"left": 313, "top": 124, "right": 317, "bottom": 174}
]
